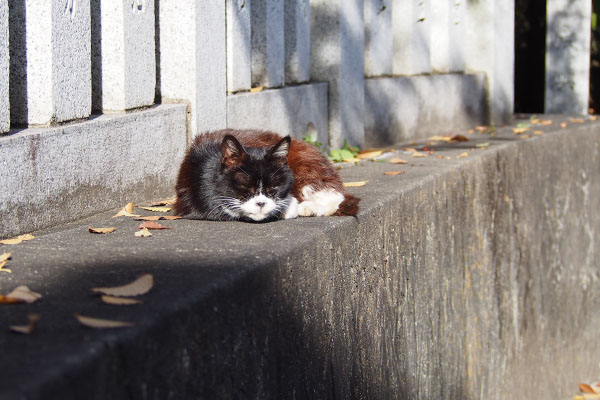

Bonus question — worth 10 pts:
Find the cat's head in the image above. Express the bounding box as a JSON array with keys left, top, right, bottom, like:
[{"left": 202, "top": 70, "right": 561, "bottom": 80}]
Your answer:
[{"left": 215, "top": 135, "right": 294, "bottom": 222}]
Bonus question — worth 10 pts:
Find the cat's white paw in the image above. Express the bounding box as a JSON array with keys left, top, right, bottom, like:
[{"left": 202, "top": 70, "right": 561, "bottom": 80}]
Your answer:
[
  {"left": 284, "top": 196, "right": 299, "bottom": 219},
  {"left": 298, "top": 187, "right": 345, "bottom": 217}
]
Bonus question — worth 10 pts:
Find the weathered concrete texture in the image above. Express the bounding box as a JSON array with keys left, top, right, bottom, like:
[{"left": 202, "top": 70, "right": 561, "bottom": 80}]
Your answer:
[
  {"left": 0, "top": 118, "right": 598, "bottom": 399},
  {"left": 157, "top": 0, "right": 227, "bottom": 137},
  {"left": 251, "top": 0, "right": 284, "bottom": 88},
  {"left": 0, "top": 104, "right": 187, "bottom": 239},
  {"left": 545, "top": 0, "right": 591, "bottom": 114},
  {"left": 310, "top": 0, "right": 365, "bottom": 148},
  {"left": 0, "top": 0, "right": 8, "bottom": 133},
  {"left": 364, "top": 73, "right": 487, "bottom": 147},
  {"left": 92, "top": 0, "right": 156, "bottom": 111},
  {"left": 392, "top": 0, "right": 431, "bottom": 75},
  {"left": 8, "top": 0, "right": 91, "bottom": 125},
  {"left": 284, "top": 0, "right": 310, "bottom": 84},
  {"left": 226, "top": 83, "right": 328, "bottom": 144},
  {"left": 226, "top": 0, "right": 251, "bottom": 93},
  {"left": 465, "top": 0, "right": 514, "bottom": 125},
  {"left": 364, "top": 0, "right": 392, "bottom": 77}
]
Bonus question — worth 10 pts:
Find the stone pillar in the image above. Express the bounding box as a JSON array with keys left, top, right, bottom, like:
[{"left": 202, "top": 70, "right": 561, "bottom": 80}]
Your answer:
[
  {"left": 227, "top": 0, "right": 251, "bottom": 93},
  {"left": 158, "top": 0, "right": 226, "bottom": 137},
  {"left": 284, "top": 0, "right": 310, "bottom": 84},
  {"left": 431, "top": 0, "right": 466, "bottom": 73},
  {"left": 392, "top": 0, "right": 431, "bottom": 75},
  {"left": 545, "top": 0, "right": 591, "bottom": 115},
  {"left": 448, "top": 0, "right": 466, "bottom": 72},
  {"left": 0, "top": 0, "right": 8, "bottom": 133},
  {"left": 465, "top": 0, "right": 514, "bottom": 124},
  {"left": 311, "top": 0, "right": 365, "bottom": 148},
  {"left": 91, "top": 0, "right": 156, "bottom": 112},
  {"left": 9, "top": 0, "right": 91, "bottom": 125},
  {"left": 364, "top": 0, "right": 392, "bottom": 77},
  {"left": 251, "top": 0, "right": 284, "bottom": 88}
]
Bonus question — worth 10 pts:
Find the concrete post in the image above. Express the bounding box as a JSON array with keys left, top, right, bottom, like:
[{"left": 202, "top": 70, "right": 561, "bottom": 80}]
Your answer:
[
  {"left": 284, "top": 0, "right": 310, "bottom": 84},
  {"left": 465, "top": 0, "right": 514, "bottom": 124},
  {"left": 158, "top": 0, "right": 226, "bottom": 137},
  {"left": 310, "top": 0, "right": 365, "bottom": 148},
  {"left": 227, "top": 0, "right": 251, "bottom": 93},
  {"left": 392, "top": 0, "right": 431, "bottom": 75},
  {"left": 364, "top": 0, "right": 392, "bottom": 77},
  {"left": 0, "top": 0, "right": 8, "bottom": 133},
  {"left": 9, "top": 0, "right": 91, "bottom": 125},
  {"left": 545, "top": 0, "right": 591, "bottom": 115},
  {"left": 91, "top": 0, "right": 156, "bottom": 112},
  {"left": 431, "top": 0, "right": 466, "bottom": 73},
  {"left": 251, "top": 0, "right": 284, "bottom": 88},
  {"left": 448, "top": 0, "right": 466, "bottom": 72}
]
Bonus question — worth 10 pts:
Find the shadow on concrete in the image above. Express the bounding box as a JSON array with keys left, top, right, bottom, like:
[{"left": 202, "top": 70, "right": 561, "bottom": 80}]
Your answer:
[{"left": 8, "top": 0, "right": 27, "bottom": 126}]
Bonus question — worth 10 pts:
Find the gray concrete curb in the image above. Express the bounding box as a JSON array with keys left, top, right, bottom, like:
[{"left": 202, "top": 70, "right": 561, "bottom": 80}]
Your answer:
[{"left": 0, "top": 117, "right": 598, "bottom": 399}]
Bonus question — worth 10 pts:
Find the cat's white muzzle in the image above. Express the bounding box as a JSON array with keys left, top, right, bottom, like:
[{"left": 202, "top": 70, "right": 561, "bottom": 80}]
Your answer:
[{"left": 241, "top": 194, "right": 276, "bottom": 221}]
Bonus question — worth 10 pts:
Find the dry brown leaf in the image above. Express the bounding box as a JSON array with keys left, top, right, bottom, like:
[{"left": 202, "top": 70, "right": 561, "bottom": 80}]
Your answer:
[
  {"left": 530, "top": 118, "right": 542, "bottom": 124},
  {"left": 570, "top": 118, "right": 585, "bottom": 123},
  {"left": 389, "top": 157, "right": 408, "bottom": 164},
  {"left": 412, "top": 152, "right": 427, "bottom": 158},
  {"left": 138, "top": 206, "right": 172, "bottom": 213},
  {"left": 520, "top": 134, "right": 531, "bottom": 139},
  {"left": 580, "top": 383, "right": 598, "bottom": 394},
  {"left": 383, "top": 171, "right": 406, "bottom": 176},
  {"left": 74, "top": 314, "right": 134, "bottom": 328},
  {"left": 451, "top": 134, "right": 469, "bottom": 142},
  {"left": 0, "top": 234, "right": 35, "bottom": 245},
  {"left": 92, "top": 273, "right": 154, "bottom": 297},
  {"left": 436, "top": 155, "right": 444, "bottom": 159},
  {"left": 135, "top": 215, "right": 182, "bottom": 221},
  {"left": 475, "top": 126, "right": 489, "bottom": 132},
  {"left": 250, "top": 86, "right": 264, "bottom": 93},
  {"left": 513, "top": 127, "right": 529, "bottom": 134},
  {"left": 357, "top": 151, "right": 383, "bottom": 160},
  {"left": 88, "top": 226, "right": 116, "bottom": 234},
  {"left": 10, "top": 314, "right": 40, "bottom": 334},
  {"left": 467, "top": 129, "right": 475, "bottom": 134},
  {"left": 428, "top": 135, "right": 452, "bottom": 142},
  {"left": 590, "top": 115, "right": 598, "bottom": 121},
  {"left": 4, "top": 286, "right": 42, "bottom": 303},
  {"left": 540, "top": 120, "right": 553, "bottom": 125},
  {"left": 533, "top": 130, "right": 545, "bottom": 135},
  {"left": 150, "top": 198, "right": 176, "bottom": 206},
  {"left": 138, "top": 221, "right": 171, "bottom": 230},
  {"left": 101, "top": 295, "right": 143, "bottom": 305},
  {"left": 403, "top": 147, "right": 418, "bottom": 153},
  {"left": 0, "top": 252, "right": 11, "bottom": 273},
  {"left": 343, "top": 181, "right": 368, "bottom": 188},
  {"left": 457, "top": 152, "right": 469, "bottom": 158},
  {"left": 112, "top": 202, "right": 141, "bottom": 218},
  {"left": 135, "top": 228, "right": 152, "bottom": 237},
  {"left": 560, "top": 122, "right": 568, "bottom": 128}
]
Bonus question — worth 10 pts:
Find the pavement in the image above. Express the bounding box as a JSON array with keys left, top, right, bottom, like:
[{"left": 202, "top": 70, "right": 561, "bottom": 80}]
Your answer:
[{"left": 1, "top": 116, "right": 599, "bottom": 399}]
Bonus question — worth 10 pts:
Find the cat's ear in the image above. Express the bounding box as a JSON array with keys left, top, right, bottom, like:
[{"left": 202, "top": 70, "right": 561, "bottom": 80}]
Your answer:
[
  {"left": 267, "top": 136, "right": 291, "bottom": 162},
  {"left": 221, "top": 135, "right": 247, "bottom": 167}
]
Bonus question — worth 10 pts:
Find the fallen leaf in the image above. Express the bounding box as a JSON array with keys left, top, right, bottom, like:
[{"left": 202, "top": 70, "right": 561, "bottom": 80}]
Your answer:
[
  {"left": 560, "top": 122, "right": 568, "bottom": 128},
  {"left": 530, "top": 118, "right": 542, "bottom": 124},
  {"left": 357, "top": 151, "right": 383, "bottom": 160},
  {"left": 92, "top": 273, "right": 154, "bottom": 297},
  {"left": 0, "top": 252, "right": 11, "bottom": 273},
  {"left": 112, "top": 202, "right": 141, "bottom": 218},
  {"left": 436, "top": 155, "right": 444, "bottom": 159},
  {"left": 412, "top": 152, "right": 427, "bottom": 158},
  {"left": 383, "top": 171, "right": 405, "bottom": 175},
  {"left": 513, "top": 127, "right": 529, "bottom": 134},
  {"left": 467, "top": 129, "right": 475, "bottom": 134},
  {"left": 533, "top": 130, "right": 545, "bottom": 135},
  {"left": 388, "top": 157, "right": 408, "bottom": 164},
  {"left": 135, "top": 215, "right": 182, "bottom": 221},
  {"left": 343, "top": 181, "right": 368, "bottom": 188},
  {"left": 138, "top": 206, "right": 172, "bottom": 213},
  {"left": 88, "top": 226, "right": 116, "bottom": 234},
  {"left": 138, "top": 221, "right": 171, "bottom": 230},
  {"left": 580, "top": 383, "right": 598, "bottom": 394},
  {"left": 475, "top": 142, "right": 490, "bottom": 148},
  {"left": 10, "top": 314, "right": 40, "bottom": 334},
  {"left": 101, "top": 295, "right": 143, "bottom": 305},
  {"left": 590, "top": 115, "right": 598, "bottom": 121},
  {"left": 135, "top": 228, "right": 153, "bottom": 237},
  {"left": 475, "top": 126, "right": 489, "bottom": 133},
  {"left": 250, "top": 86, "right": 264, "bottom": 93},
  {"left": 74, "top": 314, "right": 134, "bottom": 328},
  {"left": 428, "top": 135, "right": 452, "bottom": 142},
  {"left": 451, "top": 134, "right": 469, "bottom": 142},
  {"left": 457, "top": 152, "right": 469, "bottom": 158},
  {"left": 3, "top": 286, "right": 42, "bottom": 304},
  {"left": 570, "top": 118, "right": 585, "bottom": 123},
  {"left": 540, "top": 120, "right": 553, "bottom": 125},
  {"left": 150, "top": 198, "right": 176, "bottom": 206},
  {"left": 0, "top": 234, "right": 35, "bottom": 245}
]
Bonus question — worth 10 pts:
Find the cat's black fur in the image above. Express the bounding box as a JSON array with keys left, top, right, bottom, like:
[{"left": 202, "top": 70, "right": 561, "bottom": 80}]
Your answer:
[{"left": 174, "top": 134, "right": 295, "bottom": 222}]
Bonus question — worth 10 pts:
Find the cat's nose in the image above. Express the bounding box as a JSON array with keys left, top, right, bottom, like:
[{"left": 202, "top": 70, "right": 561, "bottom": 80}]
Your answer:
[{"left": 256, "top": 201, "right": 266, "bottom": 209}]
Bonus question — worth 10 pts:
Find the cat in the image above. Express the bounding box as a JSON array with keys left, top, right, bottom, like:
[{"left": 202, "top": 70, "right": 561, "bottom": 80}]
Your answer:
[{"left": 173, "top": 129, "right": 360, "bottom": 222}]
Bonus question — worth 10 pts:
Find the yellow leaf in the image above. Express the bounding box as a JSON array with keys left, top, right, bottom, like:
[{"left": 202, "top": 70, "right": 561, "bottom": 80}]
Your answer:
[
  {"left": 540, "top": 120, "right": 553, "bottom": 126},
  {"left": 342, "top": 157, "right": 360, "bottom": 163},
  {"left": 403, "top": 147, "right": 418, "bottom": 153},
  {"left": 428, "top": 135, "right": 452, "bottom": 142},
  {"left": 383, "top": 171, "right": 405, "bottom": 175},
  {"left": 112, "top": 202, "right": 140, "bottom": 217},
  {"left": 10, "top": 314, "right": 40, "bottom": 334},
  {"left": 135, "top": 228, "right": 153, "bottom": 237},
  {"left": 560, "top": 122, "right": 568, "bottom": 128},
  {"left": 457, "top": 152, "right": 469, "bottom": 158},
  {"left": 92, "top": 274, "right": 154, "bottom": 297},
  {"left": 533, "top": 130, "right": 545, "bottom": 135},
  {"left": 138, "top": 206, "right": 172, "bottom": 213},
  {"left": 0, "top": 234, "right": 35, "bottom": 245},
  {"left": 389, "top": 158, "right": 408, "bottom": 164},
  {"left": 250, "top": 86, "right": 264, "bottom": 93},
  {"left": 88, "top": 226, "right": 116, "bottom": 234},
  {"left": 570, "top": 118, "right": 585, "bottom": 123},
  {"left": 74, "top": 314, "right": 134, "bottom": 329},
  {"left": 343, "top": 181, "right": 368, "bottom": 188},
  {"left": 589, "top": 115, "right": 598, "bottom": 121},
  {"left": 357, "top": 151, "right": 383, "bottom": 160},
  {"left": 101, "top": 295, "right": 143, "bottom": 305},
  {"left": 512, "top": 127, "right": 529, "bottom": 134},
  {"left": 412, "top": 152, "right": 427, "bottom": 158}
]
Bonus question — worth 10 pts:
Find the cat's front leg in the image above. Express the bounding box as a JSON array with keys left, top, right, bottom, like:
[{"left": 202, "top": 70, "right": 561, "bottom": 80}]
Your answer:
[
  {"left": 297, "top": 186, "right": 345, "bottom": 217},
  {"left": 283, "top": 196, "right": 299, "bottom": 219}
]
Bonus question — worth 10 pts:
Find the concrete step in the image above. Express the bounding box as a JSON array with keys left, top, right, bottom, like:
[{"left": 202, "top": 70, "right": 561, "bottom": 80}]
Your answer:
[{"left": 1, "top": 116, "right": 599, "bottom": 399}]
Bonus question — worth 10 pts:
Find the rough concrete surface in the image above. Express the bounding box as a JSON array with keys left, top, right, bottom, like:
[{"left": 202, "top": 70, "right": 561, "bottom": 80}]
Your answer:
[
  {"left": 0, "top": 117, "right": 598, "bottom": 399},
  {"left": 0, "top": 0, "right": 8, "bottom": 133},
  {"left": 0, "top": 104, "right": 187, "bottom": 239}
]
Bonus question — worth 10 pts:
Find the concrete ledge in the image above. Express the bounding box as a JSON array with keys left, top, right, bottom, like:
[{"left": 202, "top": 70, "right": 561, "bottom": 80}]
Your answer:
[
  {"left": 226, "top": 82, "right": 328, "bottom": 143},
  {"left": 365, "top": 73, "right": 488, "bottom": 147},
  {"left": 0, "top": 104, "right": 187, "bottom": 239},
  {"left": 0, "top": 117, "right": 598, "bottom": 399}
]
